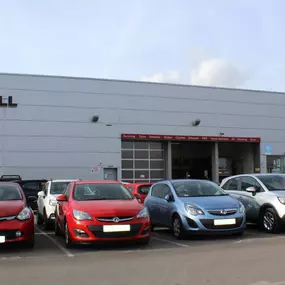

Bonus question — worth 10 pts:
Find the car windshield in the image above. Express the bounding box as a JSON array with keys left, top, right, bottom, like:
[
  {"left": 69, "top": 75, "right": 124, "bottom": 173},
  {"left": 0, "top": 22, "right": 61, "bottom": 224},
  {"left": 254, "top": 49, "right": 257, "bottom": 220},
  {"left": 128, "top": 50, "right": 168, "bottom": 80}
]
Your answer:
[
  {"left": 73, "top": 183, "right": 134, "bottom": 201},
  {"left": 256, "top": 175, "right": 285, "bottom": 191},
  {"left": 0, "top": 184, "right": 22, "bottom": 201},
  {"left": 172, "top": 180, "right": 228, "bottom": 197},
  {"left": 50, "top": 182, "right": 71, "bottom": 195}
]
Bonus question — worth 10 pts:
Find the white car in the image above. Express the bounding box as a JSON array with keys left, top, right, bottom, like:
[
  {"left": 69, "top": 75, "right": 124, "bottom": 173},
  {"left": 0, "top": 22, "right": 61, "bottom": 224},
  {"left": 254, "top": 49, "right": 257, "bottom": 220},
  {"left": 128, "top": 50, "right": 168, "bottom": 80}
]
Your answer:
[{"left": 37, "top": 179, "right": 78, "bottom": 230}]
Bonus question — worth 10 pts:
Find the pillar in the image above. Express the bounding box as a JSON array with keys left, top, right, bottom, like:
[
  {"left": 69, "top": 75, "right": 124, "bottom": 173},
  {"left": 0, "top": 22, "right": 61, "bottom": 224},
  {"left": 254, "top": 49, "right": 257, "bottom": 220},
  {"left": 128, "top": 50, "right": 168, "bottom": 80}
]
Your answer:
[
  {"left": 166, "top": 141, "right": 172, "bottom": 179},
  {"left": 212, "top": 142, "right": 219, "bottom": 184}
]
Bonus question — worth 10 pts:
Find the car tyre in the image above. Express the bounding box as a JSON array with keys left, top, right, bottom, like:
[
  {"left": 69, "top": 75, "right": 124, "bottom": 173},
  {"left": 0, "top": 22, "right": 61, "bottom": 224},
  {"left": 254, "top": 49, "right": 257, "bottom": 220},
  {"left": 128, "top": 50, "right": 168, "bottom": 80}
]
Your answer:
[
  {"left": 64, "top": 221, "right": 74, "bottom": 248},
  {"left": 261, "top": 208, "right": 281, "bottom": 234},
  {"left": 37, "top": 213, "right": 44, "bottom": 225},
  {"left": 54, "top": 220, "right": 61, "bottom": 236},
  {"left": 172, "top": 215, "right": 186, "bottom": 239}
]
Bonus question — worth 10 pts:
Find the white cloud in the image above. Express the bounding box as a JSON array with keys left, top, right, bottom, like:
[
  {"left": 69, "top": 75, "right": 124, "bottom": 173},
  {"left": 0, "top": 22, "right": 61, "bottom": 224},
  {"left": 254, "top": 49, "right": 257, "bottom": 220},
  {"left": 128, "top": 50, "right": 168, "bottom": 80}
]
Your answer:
[
  {"left": 190, "top": 58, "right": 248, "bottom": 88},
  {"left": 140, "top": 70, "right": 180, "bottom": 83}
]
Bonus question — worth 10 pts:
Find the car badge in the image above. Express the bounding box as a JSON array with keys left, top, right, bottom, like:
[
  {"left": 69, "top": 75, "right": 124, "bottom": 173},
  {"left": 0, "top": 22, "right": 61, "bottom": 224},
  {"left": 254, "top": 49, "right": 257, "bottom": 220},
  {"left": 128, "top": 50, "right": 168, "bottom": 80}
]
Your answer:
[
  {"left": 220, "top": 209, "right": 227, "bottom": 215},
  {"left": 113, "top": 217, "right": 120, "bottom": 223}
]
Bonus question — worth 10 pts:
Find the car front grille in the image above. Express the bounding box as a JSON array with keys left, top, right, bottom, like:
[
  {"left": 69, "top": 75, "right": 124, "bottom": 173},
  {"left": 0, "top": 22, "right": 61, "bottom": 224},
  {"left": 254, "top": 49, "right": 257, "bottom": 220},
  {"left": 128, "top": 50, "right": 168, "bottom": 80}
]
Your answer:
[
  {"left": 96, "top": 216, "right": 134, "bottom": 222},
  {"left": 0, "top": 230, "right": 18, "bottom": 240},
  {"left": 0, "top": 216, "right": 16, "bottom": 222},
  {"left": 207, "top": 208, "right": 237, "bottom": 216},
  {"left": 88, "top": 224, "right": 142, "bottom": 238},
  {"left": 200, "top": 217, "right": 244, "bottom": 230}
]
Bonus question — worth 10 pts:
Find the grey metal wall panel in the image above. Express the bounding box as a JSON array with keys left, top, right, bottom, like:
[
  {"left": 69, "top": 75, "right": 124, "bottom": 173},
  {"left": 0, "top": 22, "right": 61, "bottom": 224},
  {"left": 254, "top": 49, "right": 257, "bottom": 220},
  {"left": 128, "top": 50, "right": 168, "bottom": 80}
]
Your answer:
[{"left": 0, "top": 73, "right": 284, "bottom": 178}]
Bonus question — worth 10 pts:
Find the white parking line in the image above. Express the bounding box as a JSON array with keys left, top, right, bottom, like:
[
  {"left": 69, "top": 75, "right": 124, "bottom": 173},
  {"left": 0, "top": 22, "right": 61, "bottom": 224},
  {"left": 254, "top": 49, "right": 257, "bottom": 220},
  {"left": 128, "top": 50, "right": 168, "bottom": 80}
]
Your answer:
[
  {"left": 151, "top": 236, "right": 190, "bottom": 248},
  {"left": 35, "top": 232, "right": 54, "bottom": 235},
  {"left": 36, "top": 227, "right": 74, "bottom": 258}
]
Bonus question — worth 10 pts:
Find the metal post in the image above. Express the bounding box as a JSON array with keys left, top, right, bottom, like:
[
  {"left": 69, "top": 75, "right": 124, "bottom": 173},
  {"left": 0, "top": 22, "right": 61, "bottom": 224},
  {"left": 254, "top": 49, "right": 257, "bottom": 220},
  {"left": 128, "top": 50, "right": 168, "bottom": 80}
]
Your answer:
[
  {"left": 211, "top": 142, "right": 219, "bottom": 183},
  {"left": 166, "top": 141, "right": 172, "bottom": 180}
]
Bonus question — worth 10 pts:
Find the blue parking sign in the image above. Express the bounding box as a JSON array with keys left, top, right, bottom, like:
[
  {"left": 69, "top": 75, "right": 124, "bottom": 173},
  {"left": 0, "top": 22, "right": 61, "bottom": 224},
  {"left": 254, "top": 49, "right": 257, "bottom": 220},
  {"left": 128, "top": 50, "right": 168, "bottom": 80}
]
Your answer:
[{"left": 264, "top": 144, "right": 272, "bottom": 155}]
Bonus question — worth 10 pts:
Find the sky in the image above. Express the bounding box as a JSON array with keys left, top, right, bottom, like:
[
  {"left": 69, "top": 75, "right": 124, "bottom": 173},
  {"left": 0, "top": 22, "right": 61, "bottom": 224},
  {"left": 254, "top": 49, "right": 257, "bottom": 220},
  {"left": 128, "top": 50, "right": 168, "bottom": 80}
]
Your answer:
[{"left": 0, "top": 0, "right": 284, "bottom": 92}]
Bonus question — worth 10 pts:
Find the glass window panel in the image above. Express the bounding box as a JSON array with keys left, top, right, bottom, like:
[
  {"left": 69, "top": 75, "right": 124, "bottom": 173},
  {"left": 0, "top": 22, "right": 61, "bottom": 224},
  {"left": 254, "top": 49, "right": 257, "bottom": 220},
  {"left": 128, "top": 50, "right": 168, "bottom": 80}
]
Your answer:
[
  {"left": 150, "top": 151, "right": 164, "bottom": 159},
  {"left": 121, "top": 141, "right": 134, "bottom": 149},
  {"left": 122, "top": 170, "right": 134, "bottom": 179},
  {"left": 135, "top": 150, "right": 149, "bottom": 159},
  {"left": 150, "top": 160, "right": 165, "bottom": 169},
  {"left": 122, "top": 160, "right": 133, "bottom": 169},
  {"left": 150, "top": 142, "right": 163, "bottom": 150},
  {"left": 135, "top": 141, "right": 149, "bottom": 149},
  {"left": 122, "top": 150, "right": 133, "bottom": 159},
  {"left": 135, "top": 160, "right": 149, "bottom": 169},
  {"left": 135, "top": 170, "right": 149, "bottom": 179},
  {"left": 150, "top": 170, "right": 165, "bottom": 179}
]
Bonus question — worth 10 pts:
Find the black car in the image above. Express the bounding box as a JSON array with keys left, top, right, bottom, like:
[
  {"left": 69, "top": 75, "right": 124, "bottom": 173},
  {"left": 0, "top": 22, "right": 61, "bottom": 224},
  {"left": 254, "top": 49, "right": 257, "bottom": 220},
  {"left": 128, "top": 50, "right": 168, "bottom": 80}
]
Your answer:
[{"left": 12, "top": 179, "right": 47, "bottom": 211}]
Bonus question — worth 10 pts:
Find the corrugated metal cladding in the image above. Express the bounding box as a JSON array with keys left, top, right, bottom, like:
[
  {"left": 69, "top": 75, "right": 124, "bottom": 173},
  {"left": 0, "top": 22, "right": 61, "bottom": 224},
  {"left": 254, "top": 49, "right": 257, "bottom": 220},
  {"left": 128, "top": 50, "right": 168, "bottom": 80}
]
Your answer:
[{"left": 0, "top": 73, "right": 284, "bottom": 179}]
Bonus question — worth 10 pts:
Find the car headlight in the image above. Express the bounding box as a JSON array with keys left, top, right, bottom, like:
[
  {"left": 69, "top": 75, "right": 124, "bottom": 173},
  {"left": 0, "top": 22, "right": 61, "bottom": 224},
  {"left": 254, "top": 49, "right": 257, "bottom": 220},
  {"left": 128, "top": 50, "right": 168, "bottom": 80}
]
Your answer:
[
  {"left": 73, "top": 209, "right": 93, "bottom": 221},
  {"left": 239, "top": 202, "right": 245, "bottom": 213},
  {"left": 184, "top": 204, "right": 204, "bottom": 216},
  {"left": 278, "top": 197, "right": 285, "bottom": 205},
  {"left": 49, "top": 199, "right": 57, "bottom": 206},
  {"left": 136, "top": 207, "right": 149, "bottom": 219},
  {"left": 17, "top": 207, "right": 32, "bottom": 221}
]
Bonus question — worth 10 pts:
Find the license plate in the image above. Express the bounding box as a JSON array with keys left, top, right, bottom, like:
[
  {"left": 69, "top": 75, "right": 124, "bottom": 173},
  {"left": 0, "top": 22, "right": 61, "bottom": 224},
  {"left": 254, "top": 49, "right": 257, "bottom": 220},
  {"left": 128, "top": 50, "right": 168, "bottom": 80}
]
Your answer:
[
  {"left": 214, "top": 219, "right": 236, "bottom": 226},
  {"left": 103, "top": 225, "right": 131, "bottom": 232},
  {"left": 0, "top": 236, "right": 5, "bottom": 243}
]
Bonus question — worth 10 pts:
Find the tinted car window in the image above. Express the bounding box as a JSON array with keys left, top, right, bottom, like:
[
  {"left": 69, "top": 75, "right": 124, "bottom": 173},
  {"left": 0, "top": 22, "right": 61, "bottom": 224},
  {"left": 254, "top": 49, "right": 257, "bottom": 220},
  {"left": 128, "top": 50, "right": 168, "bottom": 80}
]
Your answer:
[
  {"left": 151, "top": 184, "right": 162, "bottom": 198},
  {"left": 0, "top": 184, "right": 22, "bottom": 200},
  {"left": 241, "top": 176, "right": 263, "bottom": 192},
  {"left": 172, "top": 180, "right": 227, "bottom": 197},
  {"left": 160, "top": 184, "right": 172, "bottom": 197},
  {"left": 50, "top": 182, "right": 71, "bottom": 195},
  {"left": 223, "top": 178, "right": 239, "bottom": 190},
  {"left": 138, "top": 185, "right": 151, "bottom": 195},
  {"left": 256, "top": 175, "right": 285, "bottom": 191},
  {"left": 64, "top": 183, "right": 72, "bottom": 200},
  {"left": 73, "top": 183, "right": 134, "bottom": 201}
]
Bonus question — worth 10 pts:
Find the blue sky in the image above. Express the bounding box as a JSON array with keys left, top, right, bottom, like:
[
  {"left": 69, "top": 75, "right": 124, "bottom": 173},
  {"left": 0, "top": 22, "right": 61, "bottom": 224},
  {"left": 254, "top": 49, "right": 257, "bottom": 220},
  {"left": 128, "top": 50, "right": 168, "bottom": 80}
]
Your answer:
[{"left": 0, "top": 0, "right": 284, "bottom": 91}]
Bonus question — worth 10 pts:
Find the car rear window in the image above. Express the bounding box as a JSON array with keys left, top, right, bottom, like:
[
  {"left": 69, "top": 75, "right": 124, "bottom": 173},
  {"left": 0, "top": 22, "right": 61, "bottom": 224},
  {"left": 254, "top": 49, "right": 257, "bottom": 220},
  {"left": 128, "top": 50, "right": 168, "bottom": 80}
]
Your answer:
[
  {"left": 138, "top": 185, "right": 151, "bottom": 195},
  {"left": 0, "top": 184, "right": 22, "bottom": 201},
  {"left": 50, "top": 182, "right": 71, "bottom": 194}
]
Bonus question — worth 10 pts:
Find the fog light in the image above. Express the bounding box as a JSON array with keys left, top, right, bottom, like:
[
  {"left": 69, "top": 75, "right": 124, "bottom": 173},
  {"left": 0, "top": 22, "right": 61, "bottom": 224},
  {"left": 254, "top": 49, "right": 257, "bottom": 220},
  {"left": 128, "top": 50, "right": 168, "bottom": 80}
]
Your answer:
[
  {"left": 73, "top": 229, "right": 89, "bottom": 238},
  {"left": 15, "top": 231, "right": 22, "bottom": 237}
]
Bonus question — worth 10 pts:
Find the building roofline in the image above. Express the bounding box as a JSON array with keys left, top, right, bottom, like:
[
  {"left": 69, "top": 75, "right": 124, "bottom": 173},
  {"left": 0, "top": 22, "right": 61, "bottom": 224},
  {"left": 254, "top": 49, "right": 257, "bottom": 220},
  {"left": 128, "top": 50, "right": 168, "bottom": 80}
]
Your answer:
[{"left": 0, "top": 72, "right": 283, "bottom": 95}]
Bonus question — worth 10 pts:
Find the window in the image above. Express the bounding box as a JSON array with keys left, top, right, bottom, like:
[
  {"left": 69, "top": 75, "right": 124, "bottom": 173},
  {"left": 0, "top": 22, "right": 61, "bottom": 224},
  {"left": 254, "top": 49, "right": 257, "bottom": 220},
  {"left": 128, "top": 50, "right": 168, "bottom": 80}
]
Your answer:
[
  {"left": 0, "top": 184, "right": 22, "bottom": 200},
  {"left": 21, "top": 182, "right": 38, "bottom": 190},
  {"left": 222, "top": 178, "right": 239, "bottom": 190},
  {"left": 50, "top": 182, "right": 71, "bottom": 195},
  {"left": 151, "top": 184, "right": 162, "bottom": 198},
  {"left": 160, "top": 184, "right": 172, "bottom": 198},
  {"left": 64, "top": 183, "right": 72, "bottom": 200},
  {"left": 137, "top": 185, "right": 151, "bottom": 195},
  {"left": 241, "top": 176, "right": 263, "bottom": 192}
]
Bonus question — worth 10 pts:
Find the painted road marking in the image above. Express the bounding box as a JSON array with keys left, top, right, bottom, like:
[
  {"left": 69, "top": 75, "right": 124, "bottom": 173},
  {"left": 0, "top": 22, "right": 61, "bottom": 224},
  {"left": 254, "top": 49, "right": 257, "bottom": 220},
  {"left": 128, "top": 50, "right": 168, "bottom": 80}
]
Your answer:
[
  {"left": 151, "top": 236, "right": 190, "bottom": 248},
  {"left": 36, "top": 226, "right": 74, "bottom": 258}
]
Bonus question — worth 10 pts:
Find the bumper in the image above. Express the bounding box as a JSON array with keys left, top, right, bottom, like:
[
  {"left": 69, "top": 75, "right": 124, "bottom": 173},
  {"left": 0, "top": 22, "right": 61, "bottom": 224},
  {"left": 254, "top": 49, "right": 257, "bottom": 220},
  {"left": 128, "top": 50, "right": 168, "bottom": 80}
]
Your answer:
[
  {"left": 0, "top": 216, "right": 34, "bottom": 244},
  {"left": 67, "top": 216, "right": 151, "bottom": 243},
  {"left": 181, "top": 213, "right": 246, "bottom": 233},
  {"left": 46, "top": 206, "right": 56, "bottom": 222}
]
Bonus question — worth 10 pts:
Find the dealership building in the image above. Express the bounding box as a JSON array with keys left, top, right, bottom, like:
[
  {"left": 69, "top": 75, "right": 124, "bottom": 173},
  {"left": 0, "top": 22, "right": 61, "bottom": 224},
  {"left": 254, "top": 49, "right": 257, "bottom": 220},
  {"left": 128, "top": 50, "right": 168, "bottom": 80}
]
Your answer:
[{"left": 0, "top": 73, "right": 284, "bottom": 183}]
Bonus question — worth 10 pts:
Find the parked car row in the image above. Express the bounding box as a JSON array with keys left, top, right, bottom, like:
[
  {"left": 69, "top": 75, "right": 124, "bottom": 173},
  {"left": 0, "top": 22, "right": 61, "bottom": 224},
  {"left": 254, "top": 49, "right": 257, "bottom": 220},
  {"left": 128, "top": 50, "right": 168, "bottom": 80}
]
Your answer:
[{"left": 1, "top": 173, "right": 285, "bottom": 249}]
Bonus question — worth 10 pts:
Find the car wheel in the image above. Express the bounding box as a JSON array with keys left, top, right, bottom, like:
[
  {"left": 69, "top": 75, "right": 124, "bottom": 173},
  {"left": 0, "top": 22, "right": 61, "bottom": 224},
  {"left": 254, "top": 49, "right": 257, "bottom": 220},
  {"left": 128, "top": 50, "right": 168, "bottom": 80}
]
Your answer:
[
  {"left": 37, "top": 213, "right": 44, "bottom": 225},
  {"left": 64, "top": 221, "right": 74, "bottom": 248},
  {"left": 54, "top": 220, "right": 61, "bottom": 236},
  {"left": 172, "top": 215, "right": 186, "bottom": 239},
  {"left": 261, "top": 208, "right": 281, "bottom": 234}
]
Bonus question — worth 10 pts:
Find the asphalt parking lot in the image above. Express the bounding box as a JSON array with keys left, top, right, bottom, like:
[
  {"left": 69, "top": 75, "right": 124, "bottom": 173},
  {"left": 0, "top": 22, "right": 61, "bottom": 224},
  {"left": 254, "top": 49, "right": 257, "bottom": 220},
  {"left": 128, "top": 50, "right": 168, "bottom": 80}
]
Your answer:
[{"left": 2, "top": 221, "right": 285, "bottom": 285}]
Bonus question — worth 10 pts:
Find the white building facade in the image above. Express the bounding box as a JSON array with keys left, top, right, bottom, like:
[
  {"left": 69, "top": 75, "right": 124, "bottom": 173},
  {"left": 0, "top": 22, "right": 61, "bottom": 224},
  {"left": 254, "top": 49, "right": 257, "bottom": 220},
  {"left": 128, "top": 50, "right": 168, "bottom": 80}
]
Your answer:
[{"left": 0, "top": 73, "right": 284, "bottom": 182}]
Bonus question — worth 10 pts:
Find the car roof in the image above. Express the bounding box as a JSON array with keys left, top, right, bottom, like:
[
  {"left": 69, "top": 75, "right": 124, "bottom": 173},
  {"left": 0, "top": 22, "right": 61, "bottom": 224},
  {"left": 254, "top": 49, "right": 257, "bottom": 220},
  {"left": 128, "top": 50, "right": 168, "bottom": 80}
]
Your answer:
[
  {"left": 50, "top": 179, "right": 79, "bottom": 182},
  {"left": 75, "top": 180, "right": 121, "bottom": 185},
  {"left": 129, "top": 183, "right": 153, "bottom": 186},
  {"left": 155, "top": 179, "right": 213, "bottom": 184},
  {"left": 0, "top": 182, "right": 20, "bottom": 185}
]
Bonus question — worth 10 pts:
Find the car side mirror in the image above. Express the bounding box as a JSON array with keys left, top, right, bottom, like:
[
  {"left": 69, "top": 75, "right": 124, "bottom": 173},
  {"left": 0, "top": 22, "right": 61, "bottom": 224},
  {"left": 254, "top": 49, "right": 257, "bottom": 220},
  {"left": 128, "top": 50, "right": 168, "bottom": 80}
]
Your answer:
[
  {"left": 245, "top": 186, "right": 256, "bottom": 194},
  {"left": 38, "top": 191, "right": 44, "bottom": 197},
  {"left": 56, "top": 194, "right": 67, "bottom": 202},
  {"left": 164, "top": 194, "right": 174, "bottom": 202},
  {"left": 27, "top": 196, "right": 37, "bottom": 202}
]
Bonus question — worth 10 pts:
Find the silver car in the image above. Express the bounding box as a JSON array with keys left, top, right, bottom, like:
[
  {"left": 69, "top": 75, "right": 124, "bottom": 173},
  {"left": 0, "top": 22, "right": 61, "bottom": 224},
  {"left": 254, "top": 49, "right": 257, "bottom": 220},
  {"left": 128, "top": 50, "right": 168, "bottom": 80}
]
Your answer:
[{"left": 220, "top": 173, "right": 285, "bottom": 233}]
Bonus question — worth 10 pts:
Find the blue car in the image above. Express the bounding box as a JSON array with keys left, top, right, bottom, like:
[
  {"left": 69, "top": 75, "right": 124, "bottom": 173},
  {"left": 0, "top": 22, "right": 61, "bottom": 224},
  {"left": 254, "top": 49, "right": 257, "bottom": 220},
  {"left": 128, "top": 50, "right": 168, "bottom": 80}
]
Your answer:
[{"left": 144, "top": 179, "right": 246, "bottom": 239}]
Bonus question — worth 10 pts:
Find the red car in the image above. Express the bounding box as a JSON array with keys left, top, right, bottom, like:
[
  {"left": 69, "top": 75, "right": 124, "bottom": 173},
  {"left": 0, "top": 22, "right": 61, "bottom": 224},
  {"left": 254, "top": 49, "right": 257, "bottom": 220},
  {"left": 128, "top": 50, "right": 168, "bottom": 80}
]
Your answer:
[
  {"left": 0, "top": 182, "right": 35, "bottom": 248},
  {"left": 54, "top": 180, "right": 151, "bottom": 248},
  {"left": 125, "top": 183, "right": 153, "bottom": 204}
]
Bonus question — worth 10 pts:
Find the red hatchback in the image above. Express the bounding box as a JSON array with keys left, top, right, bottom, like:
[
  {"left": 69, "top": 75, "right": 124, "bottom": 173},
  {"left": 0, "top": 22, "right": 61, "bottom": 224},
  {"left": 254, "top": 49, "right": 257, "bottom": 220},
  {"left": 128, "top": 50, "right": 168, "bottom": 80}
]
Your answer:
[
  {"left": 125, "top": 183, "right": 153, "bottom": 204},
  {"left": 55, "top": 180, "right": 151, "bottom": 248},
  {"left": 0, "top": 183, "right": 35, "bottom": 248}
]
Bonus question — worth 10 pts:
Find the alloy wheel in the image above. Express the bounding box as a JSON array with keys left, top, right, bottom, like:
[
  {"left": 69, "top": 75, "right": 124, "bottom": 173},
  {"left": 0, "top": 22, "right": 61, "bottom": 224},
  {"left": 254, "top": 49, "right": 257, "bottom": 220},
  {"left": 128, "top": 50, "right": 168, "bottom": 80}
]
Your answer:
[
  {"left": 263, "top": 211, "right": 275, "bottom": 232},
  {"left": 173, "top": 218, "right": 181, "bottom": 237}
]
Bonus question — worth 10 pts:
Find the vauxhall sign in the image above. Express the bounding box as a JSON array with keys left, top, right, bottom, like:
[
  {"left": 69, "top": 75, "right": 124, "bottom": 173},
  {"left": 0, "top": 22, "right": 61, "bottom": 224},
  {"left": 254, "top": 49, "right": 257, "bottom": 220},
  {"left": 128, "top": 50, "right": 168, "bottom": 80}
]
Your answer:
[{"left": 0, "top": 96, "right": 18, "bottom": 107}]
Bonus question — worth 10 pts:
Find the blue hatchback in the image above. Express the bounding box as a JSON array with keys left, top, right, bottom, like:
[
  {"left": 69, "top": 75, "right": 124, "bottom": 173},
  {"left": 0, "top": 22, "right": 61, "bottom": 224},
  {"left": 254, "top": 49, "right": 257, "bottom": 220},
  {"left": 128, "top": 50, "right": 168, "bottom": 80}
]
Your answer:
[{"left": 144, "top": 179, "right": 246, "bottom": 239}]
